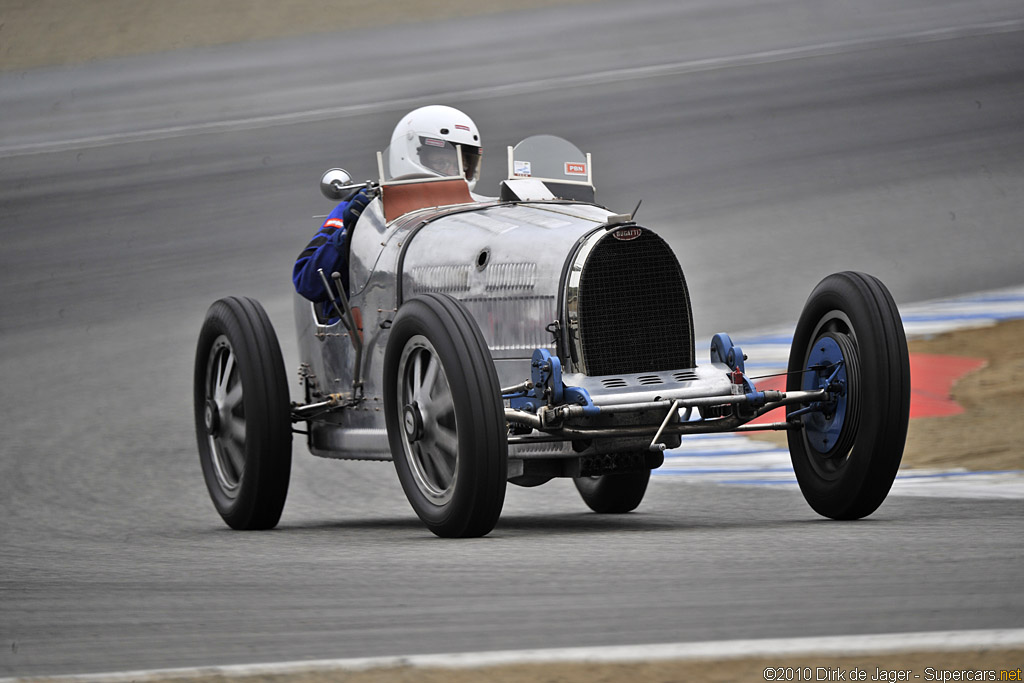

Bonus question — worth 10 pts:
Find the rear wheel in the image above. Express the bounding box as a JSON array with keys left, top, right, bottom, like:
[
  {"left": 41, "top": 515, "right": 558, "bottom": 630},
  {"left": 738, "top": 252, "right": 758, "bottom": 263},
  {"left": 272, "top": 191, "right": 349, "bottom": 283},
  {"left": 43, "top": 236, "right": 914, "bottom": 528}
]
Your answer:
[
  {"left": 574, "top": 469, "right": 651, "bottom": 514},
  {"left": 787, "top": 272, "right": 910, "bottom": 520},
  {"left": 194, "top": 297, "right": 292, "bottom": 530},
  {"left": 384, "top": 293, "right": 507, "bottom": 538}
]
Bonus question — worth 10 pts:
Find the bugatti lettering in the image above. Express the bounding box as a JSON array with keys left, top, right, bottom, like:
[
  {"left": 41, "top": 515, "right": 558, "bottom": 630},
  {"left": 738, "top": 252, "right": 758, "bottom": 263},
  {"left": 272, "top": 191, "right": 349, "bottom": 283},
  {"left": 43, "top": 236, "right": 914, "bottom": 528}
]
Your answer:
[
  {"left": 612, "top": 227, "right": 643, "bottom": 241},
  {"left": 194, "top": 129, "right": 911, "bottom": 538}
]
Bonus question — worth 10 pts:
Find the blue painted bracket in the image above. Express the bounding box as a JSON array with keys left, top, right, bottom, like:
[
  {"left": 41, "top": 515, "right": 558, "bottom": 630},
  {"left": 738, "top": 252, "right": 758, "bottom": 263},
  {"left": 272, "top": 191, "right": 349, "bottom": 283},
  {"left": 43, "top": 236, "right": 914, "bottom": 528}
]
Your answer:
[
  {"left": 710, "top": 333, "right": 746, "bottom": 374},
  {"left": 510, "top": 348, "right": 599, "bottom": 416}
]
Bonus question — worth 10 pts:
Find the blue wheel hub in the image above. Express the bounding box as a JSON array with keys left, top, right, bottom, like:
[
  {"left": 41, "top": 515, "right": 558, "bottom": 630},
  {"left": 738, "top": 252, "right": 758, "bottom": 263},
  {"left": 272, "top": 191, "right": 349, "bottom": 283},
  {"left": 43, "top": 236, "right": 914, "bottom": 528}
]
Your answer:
[{"left": 800, "top": 335, "right": 850, "bottom": 456}]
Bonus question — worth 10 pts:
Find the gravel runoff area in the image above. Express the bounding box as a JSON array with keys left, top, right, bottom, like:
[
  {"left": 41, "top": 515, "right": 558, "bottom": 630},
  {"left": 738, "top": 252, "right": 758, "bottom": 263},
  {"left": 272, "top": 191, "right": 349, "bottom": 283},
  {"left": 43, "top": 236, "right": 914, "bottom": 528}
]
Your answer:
[
  {"left": 901, "top": 319, "right": 1024, "bottom": 472},
  {"left": 5, "top": 3, "right": 1021, "bottom": 681}
]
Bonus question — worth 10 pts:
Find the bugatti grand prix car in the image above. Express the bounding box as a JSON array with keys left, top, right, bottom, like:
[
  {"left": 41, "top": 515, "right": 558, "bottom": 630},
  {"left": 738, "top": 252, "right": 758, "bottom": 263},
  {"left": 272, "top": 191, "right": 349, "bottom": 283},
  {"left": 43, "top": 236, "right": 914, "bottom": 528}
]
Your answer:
[{"left": 194, "top": 136, "right": 910, "bottom": 537}]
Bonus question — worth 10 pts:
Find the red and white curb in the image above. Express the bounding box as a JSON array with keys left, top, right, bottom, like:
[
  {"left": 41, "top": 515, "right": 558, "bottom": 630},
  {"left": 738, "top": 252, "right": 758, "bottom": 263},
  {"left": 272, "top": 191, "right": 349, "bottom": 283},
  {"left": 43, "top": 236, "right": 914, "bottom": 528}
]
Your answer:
[
  {"left": 657, "top": 284, "right": 1024, "bottom": 498},
  {"left": 4, "top": 629, "right": 1022, "bottom": 682}
]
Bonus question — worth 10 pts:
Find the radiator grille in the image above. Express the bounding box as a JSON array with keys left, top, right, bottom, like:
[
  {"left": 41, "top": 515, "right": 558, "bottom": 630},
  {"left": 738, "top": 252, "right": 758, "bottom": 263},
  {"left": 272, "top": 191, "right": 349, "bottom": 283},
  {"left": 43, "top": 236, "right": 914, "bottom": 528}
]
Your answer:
[{"left": 577, "top": 228, "right": 694, "bottom": 375}]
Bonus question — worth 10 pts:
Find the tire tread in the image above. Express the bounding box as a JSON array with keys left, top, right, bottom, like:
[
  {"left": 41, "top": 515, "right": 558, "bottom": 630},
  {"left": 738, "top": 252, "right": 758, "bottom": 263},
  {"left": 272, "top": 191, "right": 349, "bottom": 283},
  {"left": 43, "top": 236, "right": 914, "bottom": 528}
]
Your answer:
[
  {"left": 384, "top": 293, "right": 507, "bottom": 537},
  {"left": 787, "top": 272, "right": 910, "bottom": 520},
  {"left": 194, "top": 296, "right": 291, "bottom": 530}
]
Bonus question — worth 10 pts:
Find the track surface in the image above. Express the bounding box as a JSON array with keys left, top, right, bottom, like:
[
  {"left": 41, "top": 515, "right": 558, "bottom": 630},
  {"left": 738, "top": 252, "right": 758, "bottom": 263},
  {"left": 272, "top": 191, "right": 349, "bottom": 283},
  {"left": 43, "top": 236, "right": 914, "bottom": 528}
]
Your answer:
[{"left": 2, "top": 0, "right": 1023, "bottom": 676}]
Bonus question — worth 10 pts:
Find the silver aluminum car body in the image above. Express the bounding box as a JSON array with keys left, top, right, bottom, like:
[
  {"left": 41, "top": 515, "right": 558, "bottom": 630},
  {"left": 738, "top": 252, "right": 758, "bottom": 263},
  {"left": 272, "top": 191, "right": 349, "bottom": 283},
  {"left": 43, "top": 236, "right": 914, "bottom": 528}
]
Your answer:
[{"left": 294, "top": 192, "right": 637, "bottom": 461}]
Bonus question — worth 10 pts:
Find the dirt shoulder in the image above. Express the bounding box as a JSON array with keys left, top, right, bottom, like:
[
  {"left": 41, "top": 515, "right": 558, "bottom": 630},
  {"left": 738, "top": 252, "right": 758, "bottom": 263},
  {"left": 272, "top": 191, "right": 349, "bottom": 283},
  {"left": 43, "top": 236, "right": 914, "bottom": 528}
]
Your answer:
[
  {"left": 0, "top": 0, "right": 594, "bottom": 71},
  {"left": 901, "top": 318, "right": 1024, "bottom": 471}
]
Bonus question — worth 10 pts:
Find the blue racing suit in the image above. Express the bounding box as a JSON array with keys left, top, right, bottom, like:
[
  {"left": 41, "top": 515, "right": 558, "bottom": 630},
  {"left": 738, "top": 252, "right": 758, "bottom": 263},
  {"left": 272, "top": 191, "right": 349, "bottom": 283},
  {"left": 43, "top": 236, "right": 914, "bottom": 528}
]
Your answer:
[{"left": 292, "top": 189, "right": 371, "bottom": 319}]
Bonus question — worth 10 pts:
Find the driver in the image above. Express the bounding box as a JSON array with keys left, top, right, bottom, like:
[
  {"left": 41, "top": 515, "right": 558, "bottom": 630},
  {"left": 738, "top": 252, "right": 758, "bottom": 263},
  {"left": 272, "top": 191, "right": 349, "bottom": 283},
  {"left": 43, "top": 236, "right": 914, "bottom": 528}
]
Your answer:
[{"left": 292, "top": 105, "right": 482, "bottom": 315}]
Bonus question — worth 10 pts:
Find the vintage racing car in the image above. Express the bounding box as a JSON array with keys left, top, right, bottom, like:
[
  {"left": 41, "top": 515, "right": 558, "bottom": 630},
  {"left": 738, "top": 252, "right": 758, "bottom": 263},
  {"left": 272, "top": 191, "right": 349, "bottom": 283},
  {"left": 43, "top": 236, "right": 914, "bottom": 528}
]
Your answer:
[{"left": 193, "top": 136, "right": 910, "bottom": 537}]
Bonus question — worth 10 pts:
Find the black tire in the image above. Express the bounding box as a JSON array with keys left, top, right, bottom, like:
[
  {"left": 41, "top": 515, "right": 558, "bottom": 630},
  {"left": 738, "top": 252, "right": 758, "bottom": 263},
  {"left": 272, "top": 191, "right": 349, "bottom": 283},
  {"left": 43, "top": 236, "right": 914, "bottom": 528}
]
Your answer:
[
  {"left": 383, "top": 293, "right": 507, "bottom": 538},
  {"left": 194, "top": 297, "right": 292, "bottom": 530},
  {"left": 574, "top": 469, "right": 651, "bottom": 514},
  {"left": 787, "top": 272, "right": 910, "bottom": 520}
]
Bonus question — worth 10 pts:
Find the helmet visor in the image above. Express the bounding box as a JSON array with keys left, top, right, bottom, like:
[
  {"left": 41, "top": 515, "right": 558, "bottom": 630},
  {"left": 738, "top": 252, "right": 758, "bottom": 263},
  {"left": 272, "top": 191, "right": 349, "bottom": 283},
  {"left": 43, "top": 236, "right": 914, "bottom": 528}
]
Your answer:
[{"left": 418, "top": 137, "right": 481, "bottom": 182}]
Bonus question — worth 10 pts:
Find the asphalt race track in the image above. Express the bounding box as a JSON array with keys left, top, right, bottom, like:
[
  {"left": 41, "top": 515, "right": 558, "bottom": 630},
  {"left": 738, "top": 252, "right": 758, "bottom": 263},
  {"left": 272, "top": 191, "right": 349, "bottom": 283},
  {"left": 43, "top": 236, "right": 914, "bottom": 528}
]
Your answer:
[{"left": 1, "top": 0, "right": 1022, "bottom": 677}]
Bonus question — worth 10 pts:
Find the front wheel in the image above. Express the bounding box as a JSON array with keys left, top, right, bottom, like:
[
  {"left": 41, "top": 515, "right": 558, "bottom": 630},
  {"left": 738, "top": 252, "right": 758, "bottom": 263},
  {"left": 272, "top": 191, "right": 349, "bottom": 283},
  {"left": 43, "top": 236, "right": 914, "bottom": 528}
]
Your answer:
[
  {"left": 383, "top": 293, "right": 507, "bottom": 538},
  {"left": 787, "top": 272, "right": 910, "bottom": 520},
  {"left": 194, "top": 297, "right": 292, "bottom": 530}
]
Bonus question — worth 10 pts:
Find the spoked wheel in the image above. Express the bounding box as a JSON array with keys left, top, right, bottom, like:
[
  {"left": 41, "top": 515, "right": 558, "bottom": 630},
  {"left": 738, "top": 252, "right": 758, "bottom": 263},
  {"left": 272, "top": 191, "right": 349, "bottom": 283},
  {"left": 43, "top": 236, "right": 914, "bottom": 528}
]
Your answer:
[
  {"left": 574, "top": 469, "right": 651, "bottom": 514},
  {"left": 194, "top": 297, "right": 291, "bottom": 530},
  {"left": 787, "top": 272, "right": 910, "bottom": 520},
  {"left": 384, "top": 293, "right": 507, "bottom": 538}
]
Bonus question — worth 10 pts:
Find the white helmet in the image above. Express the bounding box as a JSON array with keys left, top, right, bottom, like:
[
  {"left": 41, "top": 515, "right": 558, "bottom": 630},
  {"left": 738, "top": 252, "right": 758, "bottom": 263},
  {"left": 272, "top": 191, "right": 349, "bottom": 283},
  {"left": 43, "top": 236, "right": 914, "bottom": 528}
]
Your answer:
[{"left": 388, "top": 105, "right": 482, "bottom": 190}]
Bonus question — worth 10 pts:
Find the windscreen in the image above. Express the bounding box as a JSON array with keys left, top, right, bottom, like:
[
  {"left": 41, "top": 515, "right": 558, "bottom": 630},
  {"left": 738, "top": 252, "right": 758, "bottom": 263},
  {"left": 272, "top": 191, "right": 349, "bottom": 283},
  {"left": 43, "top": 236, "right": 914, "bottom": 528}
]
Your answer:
[{"left": 509, "top": 135, "right": 590, "bottom": 184}]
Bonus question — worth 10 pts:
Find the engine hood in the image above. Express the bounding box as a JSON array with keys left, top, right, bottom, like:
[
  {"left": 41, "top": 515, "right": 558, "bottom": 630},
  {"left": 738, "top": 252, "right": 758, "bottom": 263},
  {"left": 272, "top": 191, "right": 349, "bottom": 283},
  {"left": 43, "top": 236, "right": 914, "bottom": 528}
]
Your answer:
[{"left": 399, "top": 201, "right": 616, "bottom": 360}]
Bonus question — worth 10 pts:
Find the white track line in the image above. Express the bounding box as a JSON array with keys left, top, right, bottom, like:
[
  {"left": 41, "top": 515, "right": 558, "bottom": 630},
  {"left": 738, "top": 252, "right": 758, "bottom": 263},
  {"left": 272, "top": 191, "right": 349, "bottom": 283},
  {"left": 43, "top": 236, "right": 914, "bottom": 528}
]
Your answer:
[
  {"left": 6, "top": 629, "right": 1022, "bottom": 682},
  {"left": 1, "top": 20, "right": 1021, "bottom": 158}
]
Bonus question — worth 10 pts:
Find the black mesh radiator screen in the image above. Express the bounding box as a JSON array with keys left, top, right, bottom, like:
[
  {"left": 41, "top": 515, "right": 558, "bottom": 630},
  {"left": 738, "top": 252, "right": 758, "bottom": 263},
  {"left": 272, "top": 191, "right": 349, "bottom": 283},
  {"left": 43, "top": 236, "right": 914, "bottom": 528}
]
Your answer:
[{"left": 577, "top": 228, "right": 695, "bottom": 375}]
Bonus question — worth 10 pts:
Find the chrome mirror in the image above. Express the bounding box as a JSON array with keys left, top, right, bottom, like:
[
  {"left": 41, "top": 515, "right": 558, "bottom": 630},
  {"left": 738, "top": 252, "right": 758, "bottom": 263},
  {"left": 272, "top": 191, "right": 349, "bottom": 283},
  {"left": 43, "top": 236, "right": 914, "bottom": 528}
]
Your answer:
[{"left": 320, "top": 168, "right": 354, "bottom": 201}]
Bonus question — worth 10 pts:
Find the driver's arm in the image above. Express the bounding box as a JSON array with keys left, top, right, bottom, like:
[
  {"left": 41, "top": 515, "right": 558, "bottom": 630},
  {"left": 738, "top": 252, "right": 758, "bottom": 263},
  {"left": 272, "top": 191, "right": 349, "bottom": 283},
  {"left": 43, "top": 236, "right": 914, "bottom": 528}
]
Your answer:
[
  {"left": 292, "top": 202, "right": 349, "bottom": 303},
  {"left": 292, "top": 189, "right": 372, "bottom": 302}
]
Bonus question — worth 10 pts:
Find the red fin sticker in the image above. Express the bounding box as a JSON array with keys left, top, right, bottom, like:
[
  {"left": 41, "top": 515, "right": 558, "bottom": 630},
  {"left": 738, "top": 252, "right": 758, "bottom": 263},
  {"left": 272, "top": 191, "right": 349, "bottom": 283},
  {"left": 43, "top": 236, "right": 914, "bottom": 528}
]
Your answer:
[{"left": 565, "top": 162, "right": 587, "bottom": 176}]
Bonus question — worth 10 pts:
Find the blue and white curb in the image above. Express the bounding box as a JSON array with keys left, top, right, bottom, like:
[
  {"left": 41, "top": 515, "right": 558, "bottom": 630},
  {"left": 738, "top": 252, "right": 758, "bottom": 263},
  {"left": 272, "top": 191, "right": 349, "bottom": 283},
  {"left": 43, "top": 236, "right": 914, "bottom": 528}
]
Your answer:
[{"left": 655, "top": 284, "right": 1024, "bottom": 498}]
